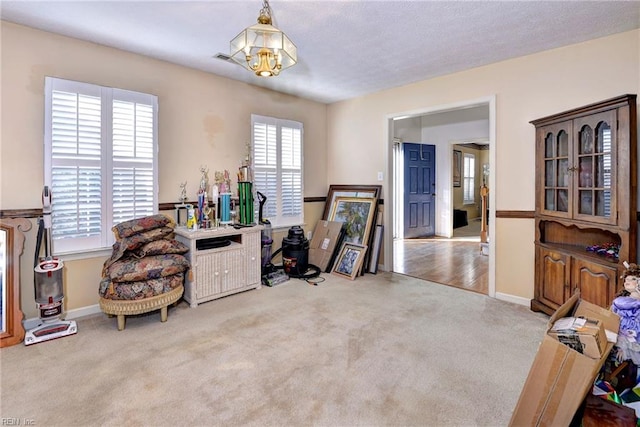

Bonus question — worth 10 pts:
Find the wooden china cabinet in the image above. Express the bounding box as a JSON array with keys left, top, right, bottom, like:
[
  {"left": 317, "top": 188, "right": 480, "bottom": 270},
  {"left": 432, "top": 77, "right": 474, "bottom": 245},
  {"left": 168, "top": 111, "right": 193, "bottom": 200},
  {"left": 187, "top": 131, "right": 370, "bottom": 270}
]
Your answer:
[{"left": 531, "top": 95, "right": 637, "bottom": 315}]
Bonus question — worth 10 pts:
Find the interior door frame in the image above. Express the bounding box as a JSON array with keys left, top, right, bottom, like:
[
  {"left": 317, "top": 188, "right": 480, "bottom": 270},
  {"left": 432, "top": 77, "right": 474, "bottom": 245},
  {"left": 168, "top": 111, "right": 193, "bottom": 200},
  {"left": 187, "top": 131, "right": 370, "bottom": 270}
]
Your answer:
[{"left": 384, "top": 95, "right": 497, "bottom": 298}]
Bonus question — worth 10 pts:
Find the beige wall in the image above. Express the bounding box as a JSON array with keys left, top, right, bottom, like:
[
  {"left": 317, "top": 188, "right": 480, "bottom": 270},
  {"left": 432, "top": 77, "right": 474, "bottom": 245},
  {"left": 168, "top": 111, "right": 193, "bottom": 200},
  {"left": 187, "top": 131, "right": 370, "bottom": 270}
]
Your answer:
[
  {"left": 327, "top": 29, "right": 640, "bottom": 300},
  {"left": 2, "top": 21, "right": 639, "bottom": 317},
  {"left": 1, "top": 22, "right": 328, "bottom": 318}
]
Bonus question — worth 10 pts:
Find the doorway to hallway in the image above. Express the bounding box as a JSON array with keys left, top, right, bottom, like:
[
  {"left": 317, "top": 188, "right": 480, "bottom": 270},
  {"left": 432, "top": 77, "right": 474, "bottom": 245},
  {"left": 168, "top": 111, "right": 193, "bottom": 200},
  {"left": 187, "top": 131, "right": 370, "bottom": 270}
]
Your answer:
[{"left": 388, "top": 97, "right": 495, "bottom": 297}]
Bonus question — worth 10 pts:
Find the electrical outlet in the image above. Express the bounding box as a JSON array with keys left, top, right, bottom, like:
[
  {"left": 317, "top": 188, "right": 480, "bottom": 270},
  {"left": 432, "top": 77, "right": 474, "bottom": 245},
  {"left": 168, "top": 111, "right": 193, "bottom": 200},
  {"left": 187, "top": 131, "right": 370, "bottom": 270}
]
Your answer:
[{"left": 377, "top": 171, "right": 383, "bottom": 181}]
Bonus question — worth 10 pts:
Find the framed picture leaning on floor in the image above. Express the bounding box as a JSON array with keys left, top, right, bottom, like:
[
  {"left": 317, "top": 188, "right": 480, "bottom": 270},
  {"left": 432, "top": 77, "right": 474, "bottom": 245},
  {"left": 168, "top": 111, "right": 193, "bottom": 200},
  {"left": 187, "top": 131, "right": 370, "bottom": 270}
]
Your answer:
[
  {"left": 328, "top": 196, "right": 376, "bottom": 247},
  {"left": 332, "top": 242, "right": 368, "bottom": 281}
]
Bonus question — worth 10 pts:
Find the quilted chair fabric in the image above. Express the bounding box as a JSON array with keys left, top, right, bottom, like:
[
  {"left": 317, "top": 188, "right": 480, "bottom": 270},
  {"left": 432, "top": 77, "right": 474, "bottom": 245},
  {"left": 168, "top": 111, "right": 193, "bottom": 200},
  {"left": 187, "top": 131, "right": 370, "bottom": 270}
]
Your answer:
[{"left": 99, "top": 215, "right": 189, "bottom": 330}]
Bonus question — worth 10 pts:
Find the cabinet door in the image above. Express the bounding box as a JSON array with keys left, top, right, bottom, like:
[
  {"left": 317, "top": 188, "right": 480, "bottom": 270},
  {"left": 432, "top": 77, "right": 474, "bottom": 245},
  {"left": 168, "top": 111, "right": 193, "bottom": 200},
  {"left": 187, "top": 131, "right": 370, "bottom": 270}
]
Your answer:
[
  {"left": 536, "top": 247, "right": 570, "bottom": 309},
  {"left": 537, "top": 121, "right": 573, "bottom": 219},
  {"left": 218, "top": 248, "right": 247, "bottom": 294},
  {"left": 195, "top": 252, "right": 222, "bottom": 299},
  {"left": 572, "top": 258, "right": 618, "bottom": 308},
  {"left": 196, "top": 248, "right": 247, "bottom": 299},
  {"left": 572, "top": 110, "right": 617, "bottom": 225},
  {"left": 244, "top": 230, "right": 261, "bottom": 286}
]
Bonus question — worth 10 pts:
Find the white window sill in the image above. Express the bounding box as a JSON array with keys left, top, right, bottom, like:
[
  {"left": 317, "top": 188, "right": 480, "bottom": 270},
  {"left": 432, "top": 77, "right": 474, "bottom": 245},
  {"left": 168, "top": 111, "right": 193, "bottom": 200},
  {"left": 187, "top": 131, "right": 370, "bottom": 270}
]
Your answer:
[{"left": 54, "top": 247, "right": 111, "bottom": 262}]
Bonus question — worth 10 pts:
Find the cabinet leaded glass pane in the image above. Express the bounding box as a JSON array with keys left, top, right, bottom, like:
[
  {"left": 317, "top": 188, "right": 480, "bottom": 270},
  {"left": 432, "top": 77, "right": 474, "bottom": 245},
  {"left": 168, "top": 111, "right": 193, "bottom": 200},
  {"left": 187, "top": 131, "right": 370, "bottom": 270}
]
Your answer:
[
  {"left": 545, "top": 160, "right": 555, "bottom": 186},
  {"left": 557, "top": 131, "right": 569, "bottom": 157},
  {"left": 557, "top": 190, "right": 568, "bottom": 212},
  {"left": 543, "top": 130, "right": 570, "bottom": 213},
  {"left": 579, "top": 190, "right": 593, "bottom": 215},
  {"left": 594, "top": 190, "right": 608, "bottom": 217},
  {"left": 595, "top": 156, "right": 605, "bottom": 187},
  {"left": 545, "top": 133, "right": 554, "bottom": 157},
  {"left": 545, "top": 189, "right": 555, "bottom": 210},
  {"left": 579, "top": 125, "right": 593, "bottom": 154},
  {"left": 577, "top": 121, "right": 611, "bottom": 218},
  {"left": 578, "top": 157, "right": 593, "bottom": 187},
  {"left": 558, "top": 159, "right": 569, "bottom": 187}
]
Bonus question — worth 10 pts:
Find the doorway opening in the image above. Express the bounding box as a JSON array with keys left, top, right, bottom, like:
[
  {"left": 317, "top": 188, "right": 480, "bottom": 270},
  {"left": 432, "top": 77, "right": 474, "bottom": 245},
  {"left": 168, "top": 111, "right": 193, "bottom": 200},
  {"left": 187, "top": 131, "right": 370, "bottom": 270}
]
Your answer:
[{"left": 384, "top": 97, "right": 496, "bottom": 297}]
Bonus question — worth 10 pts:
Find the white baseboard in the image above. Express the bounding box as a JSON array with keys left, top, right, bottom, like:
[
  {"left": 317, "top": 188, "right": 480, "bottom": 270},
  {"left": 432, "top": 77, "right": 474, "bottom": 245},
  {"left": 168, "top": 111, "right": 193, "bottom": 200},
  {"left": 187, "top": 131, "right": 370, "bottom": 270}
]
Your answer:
[
  {"left": 495, "top": 292, "right": 530, "bottom": 307},
  {"left": 66, "top": 304, "right": 102, "bottom": 319},
  {"left": 23, "top": 304, "right": 102, "bottom": 329}
]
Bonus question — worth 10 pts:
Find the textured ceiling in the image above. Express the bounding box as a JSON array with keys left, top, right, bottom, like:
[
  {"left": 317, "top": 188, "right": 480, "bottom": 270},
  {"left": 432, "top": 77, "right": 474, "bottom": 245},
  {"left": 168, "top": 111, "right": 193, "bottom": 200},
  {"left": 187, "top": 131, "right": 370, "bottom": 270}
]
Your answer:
[{"left": 2, "top": 1, "right": 639, "bottom": 104}]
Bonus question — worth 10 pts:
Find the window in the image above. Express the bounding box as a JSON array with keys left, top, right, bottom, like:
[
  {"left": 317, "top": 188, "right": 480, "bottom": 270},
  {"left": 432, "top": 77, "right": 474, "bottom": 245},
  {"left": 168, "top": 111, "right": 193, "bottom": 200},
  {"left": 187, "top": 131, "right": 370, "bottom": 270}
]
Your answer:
[
  {"left": 44, "top": 77, "right": 158, "bottom": 254},
  {"left": 463, "top": 153, "right": 475, "bottom": 204},
  {"left": 251, "top": 114, "right": 303, "bottom": 228}
]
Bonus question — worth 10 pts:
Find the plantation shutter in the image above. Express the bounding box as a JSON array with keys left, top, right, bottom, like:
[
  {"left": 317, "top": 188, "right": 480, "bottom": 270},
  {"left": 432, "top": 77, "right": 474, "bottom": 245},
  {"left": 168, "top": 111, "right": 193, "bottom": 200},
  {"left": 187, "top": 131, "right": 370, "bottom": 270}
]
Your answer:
[
  {"left": 252, "top": 115, "right": 303, "bottom": 227},
  {"left": 46, "top": 80, "right": 104, "bottom": 253},
  {"left": 253, "top": 121, "right": 278, "bottom": 221},
  {"left": 45, "top": 77, "right": 158, "bottom": 254},
  {"left": 281, "top": 126, "right": 302, "bottom": 218},
  {"left": 111, "top": 91, "right": 156, "bottom": 225}
]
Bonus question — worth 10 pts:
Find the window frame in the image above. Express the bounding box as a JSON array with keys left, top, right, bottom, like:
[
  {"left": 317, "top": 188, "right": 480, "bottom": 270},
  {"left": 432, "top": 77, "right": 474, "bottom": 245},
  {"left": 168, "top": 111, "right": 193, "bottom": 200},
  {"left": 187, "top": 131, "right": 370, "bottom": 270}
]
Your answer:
[
  {"left": 463, "top": 152, "right": 475, "bottom": 205},
  {"left": 44, "top": 77, "right": 159, "bottom": 256},
  {"left": 251, "top": 114, "right": 304, "bottom": 229}
]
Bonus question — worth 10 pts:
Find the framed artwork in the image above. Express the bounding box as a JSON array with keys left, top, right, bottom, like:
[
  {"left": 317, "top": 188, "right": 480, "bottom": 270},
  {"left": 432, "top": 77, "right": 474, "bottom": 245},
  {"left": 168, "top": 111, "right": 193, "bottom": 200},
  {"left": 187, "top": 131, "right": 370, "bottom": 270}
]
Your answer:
[
  {"left": 328, "top": 196, "right": 376, "bottom": 247},
  {"left": 453, "top": 150, "right": 462, "bottom": 187},
  {"left": 368, "top": 224, "right": 384, "bottom": 274},
  {"left": 332, "top": 243, "right": 368, "bottom": 280},
  {"left": 322, "top": 184, "right": 381, "bottom": 220}
]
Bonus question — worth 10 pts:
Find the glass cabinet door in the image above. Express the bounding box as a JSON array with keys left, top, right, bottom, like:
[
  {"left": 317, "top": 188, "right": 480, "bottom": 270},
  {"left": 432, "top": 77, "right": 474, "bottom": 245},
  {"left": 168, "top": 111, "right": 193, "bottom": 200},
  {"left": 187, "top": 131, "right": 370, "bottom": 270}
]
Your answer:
[
  {"left": 573, "top": 110, "right": 616, "bottom": 224},
  {"left": 540, "top": 121, "right": 572, "bottom": 218}
]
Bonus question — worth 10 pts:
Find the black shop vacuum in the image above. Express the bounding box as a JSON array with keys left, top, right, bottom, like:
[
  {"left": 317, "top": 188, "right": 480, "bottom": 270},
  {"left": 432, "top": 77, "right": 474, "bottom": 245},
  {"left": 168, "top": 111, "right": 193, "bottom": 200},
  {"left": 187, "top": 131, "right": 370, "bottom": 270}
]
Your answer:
[
  {"left": 258, "top": 192, "right": 321, "bottom": 286},
  {"left": 271, "top": 225, "right": 321, "bottom": 282}
]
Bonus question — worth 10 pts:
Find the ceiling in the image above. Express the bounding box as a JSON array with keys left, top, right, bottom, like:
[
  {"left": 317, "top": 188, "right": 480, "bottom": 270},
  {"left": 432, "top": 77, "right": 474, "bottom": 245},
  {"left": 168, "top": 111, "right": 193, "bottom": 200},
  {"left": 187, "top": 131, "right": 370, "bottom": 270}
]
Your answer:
[{"left": 2, "top": 1, "right": 639, "bottom": 104}]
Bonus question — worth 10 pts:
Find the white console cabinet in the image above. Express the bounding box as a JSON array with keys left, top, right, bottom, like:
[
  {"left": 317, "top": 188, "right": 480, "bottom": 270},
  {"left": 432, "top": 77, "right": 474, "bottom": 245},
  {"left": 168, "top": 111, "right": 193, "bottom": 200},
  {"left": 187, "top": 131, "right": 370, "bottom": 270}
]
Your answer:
[{"left": 174, "top": 225, "right": 262, "bottom": 307}]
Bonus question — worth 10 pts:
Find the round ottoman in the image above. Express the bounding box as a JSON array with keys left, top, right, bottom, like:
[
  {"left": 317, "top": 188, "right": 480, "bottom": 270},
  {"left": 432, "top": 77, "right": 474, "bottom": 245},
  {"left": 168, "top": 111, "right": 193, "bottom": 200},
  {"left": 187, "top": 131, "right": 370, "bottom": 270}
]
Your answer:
[{"left": 99, "top": 285, "right": 183, "bottom": 331}]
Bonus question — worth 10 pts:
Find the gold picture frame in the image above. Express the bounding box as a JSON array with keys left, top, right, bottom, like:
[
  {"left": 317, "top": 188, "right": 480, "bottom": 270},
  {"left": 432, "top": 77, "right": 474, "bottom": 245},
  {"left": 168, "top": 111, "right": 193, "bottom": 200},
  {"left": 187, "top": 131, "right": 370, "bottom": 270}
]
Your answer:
[
  {"left": 322, "top": 185, "right": 381, "bottom": 220},
  {"left": 332, "top": 242, "right": 368, "bottom": 280},
  {"left": 453, "top": 150, "right": 462, "bottom": 187},
  {"left": 328, "top": 196, "right": 376, "bottom": 247}
]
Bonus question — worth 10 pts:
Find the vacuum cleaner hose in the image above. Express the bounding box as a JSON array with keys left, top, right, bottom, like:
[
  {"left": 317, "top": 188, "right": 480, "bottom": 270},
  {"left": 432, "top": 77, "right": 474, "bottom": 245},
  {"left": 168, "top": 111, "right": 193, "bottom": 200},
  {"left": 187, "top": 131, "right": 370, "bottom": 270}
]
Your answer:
[{"left": 34, "top": 217, "right": 45, "bottom": 268}]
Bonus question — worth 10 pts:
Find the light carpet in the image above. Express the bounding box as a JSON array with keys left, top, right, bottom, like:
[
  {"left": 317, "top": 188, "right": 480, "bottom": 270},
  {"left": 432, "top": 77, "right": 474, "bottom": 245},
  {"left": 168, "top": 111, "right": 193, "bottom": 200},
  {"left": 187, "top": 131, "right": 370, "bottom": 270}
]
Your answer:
[{"left": 0, "top": 272, "right": 547, "bottom": 426}]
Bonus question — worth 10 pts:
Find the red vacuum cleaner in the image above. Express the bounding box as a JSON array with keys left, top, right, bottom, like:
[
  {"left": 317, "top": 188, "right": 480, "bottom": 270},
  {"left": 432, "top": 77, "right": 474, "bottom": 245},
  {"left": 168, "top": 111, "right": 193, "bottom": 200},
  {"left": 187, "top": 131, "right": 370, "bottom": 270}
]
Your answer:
[{"left": 24, "top": 186, "right": 77, "bottom": 345}]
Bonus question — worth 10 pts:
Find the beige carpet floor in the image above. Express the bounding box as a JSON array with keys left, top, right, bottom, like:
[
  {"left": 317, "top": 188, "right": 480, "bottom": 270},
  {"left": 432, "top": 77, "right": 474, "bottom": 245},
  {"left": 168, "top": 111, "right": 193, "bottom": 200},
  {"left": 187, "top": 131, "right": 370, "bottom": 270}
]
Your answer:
[{"left": 0, "top": 272, "right": 546, "bottom": 426}]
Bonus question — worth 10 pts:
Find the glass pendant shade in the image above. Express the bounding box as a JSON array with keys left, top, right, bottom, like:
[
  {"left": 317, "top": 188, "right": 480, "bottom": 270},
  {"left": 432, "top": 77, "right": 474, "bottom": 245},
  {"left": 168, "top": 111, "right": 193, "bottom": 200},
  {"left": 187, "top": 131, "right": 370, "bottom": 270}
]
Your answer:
[{"left": 230, "top": 3, "right": 297, "bottom": 77}]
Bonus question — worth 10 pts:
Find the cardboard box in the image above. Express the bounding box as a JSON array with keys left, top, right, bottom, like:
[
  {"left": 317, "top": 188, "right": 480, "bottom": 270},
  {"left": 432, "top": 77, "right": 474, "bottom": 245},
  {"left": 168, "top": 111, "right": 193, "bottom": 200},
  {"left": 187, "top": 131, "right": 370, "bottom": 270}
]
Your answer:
[
  {"left": 547, "top": 316, "right": 606, "bottom": 360},
  {"left": 309, "top": 220, "right": 344, "bottom": 272},
  {"left": 509, "top": 292, "right": 620, "bottom": 427}
]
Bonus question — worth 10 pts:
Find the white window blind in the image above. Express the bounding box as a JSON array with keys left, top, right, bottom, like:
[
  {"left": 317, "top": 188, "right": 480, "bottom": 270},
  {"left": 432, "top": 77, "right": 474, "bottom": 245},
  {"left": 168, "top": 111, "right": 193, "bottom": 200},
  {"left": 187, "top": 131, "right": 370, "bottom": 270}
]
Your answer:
[
  {"left": 252, "top": 114, "right": 303, "bottom": 228},
  {"left": 44, "top": 77, "right": 158, "bottom": 254},
  {"left": 463, "top": 153, "right": 475, "bottom": 204}
]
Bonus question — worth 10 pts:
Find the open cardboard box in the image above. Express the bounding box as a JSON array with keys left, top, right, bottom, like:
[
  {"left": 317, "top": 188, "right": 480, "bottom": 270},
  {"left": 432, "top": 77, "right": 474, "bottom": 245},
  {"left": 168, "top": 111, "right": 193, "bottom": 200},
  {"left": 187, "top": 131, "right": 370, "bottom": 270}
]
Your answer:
[
  {"left": 509, "top": 291, "right": 620, "bottom": 426},
  {"left": 309, "top": 220, "right": 344, "bottom": 272}
]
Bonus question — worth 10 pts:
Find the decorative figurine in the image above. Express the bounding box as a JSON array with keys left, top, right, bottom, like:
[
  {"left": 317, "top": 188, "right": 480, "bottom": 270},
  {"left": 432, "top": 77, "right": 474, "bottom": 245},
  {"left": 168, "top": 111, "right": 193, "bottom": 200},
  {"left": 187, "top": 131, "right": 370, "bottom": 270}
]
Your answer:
[
  {"left": 199, "top": 165, "right": 209, "bottom": 195},
  {"left": 215, "top": 169, "right": 232, "bottom": 194},
  {"left": 202, "top": 205, "right": 212, "bottom": 229},
  {"left": 179, "top": 182, "right": 188, "bottom": 204}
]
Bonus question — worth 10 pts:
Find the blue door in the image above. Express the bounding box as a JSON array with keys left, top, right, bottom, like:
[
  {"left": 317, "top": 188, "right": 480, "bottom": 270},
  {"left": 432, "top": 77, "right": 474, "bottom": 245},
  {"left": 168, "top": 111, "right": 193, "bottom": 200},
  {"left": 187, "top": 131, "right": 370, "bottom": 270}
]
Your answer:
[{"left": 403, "top": 143, "right": 436, "bottom": 238}]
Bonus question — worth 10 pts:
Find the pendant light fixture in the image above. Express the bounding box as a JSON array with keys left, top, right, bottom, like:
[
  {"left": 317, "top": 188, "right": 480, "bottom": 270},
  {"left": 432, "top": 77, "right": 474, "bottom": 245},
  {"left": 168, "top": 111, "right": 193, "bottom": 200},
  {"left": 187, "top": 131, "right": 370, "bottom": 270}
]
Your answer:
[{"left": 230, "top": 0, "right": 297, "bottom": 77}]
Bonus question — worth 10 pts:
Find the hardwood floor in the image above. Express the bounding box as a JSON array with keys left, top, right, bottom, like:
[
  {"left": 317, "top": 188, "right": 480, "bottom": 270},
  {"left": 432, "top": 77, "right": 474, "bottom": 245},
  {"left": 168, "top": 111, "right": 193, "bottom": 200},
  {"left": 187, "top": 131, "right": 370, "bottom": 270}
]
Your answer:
[{"left": 393, "top": 219, "right": 489, "bottom": 294}]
